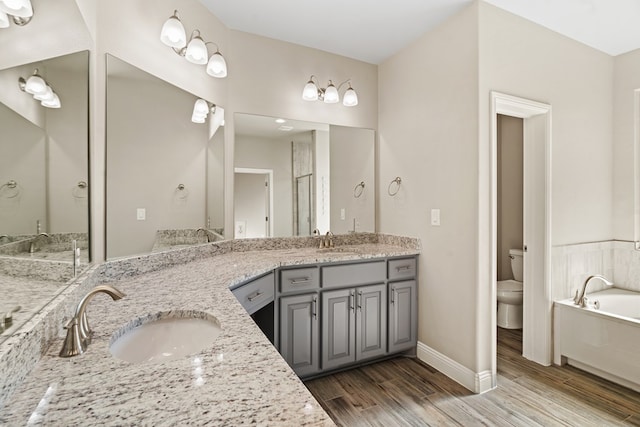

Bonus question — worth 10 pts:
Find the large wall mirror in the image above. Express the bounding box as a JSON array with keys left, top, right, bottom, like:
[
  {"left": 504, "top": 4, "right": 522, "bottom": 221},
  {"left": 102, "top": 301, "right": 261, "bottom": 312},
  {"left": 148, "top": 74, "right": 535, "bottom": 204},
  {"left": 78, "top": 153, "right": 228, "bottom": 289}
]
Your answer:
[
  {"left": 106, "top": 55, "right": 225, "bottom": 260},
  {"left": 0, "top": 50, "right": 90, "bottom": 343},
  {"left": 234, "top": 113, "right": 375, "bottom": 238}
]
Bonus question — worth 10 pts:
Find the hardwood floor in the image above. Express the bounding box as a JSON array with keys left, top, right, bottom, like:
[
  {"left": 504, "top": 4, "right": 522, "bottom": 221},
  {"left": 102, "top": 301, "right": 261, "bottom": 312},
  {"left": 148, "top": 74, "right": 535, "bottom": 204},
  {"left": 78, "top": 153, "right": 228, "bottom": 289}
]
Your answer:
[{"left": 304, "top": 328, "right": 640, "bottom": 426}]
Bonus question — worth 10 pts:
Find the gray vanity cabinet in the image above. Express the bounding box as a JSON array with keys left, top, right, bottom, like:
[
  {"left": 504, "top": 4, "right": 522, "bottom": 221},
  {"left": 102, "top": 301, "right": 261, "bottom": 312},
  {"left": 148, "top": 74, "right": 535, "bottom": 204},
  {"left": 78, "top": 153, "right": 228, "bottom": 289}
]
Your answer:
[
  {"left": 321, "top": 283, "right": 387, "bottom": 371},
  {"left": 388, "top": 280, "right": 417, "bottom": 353},
  {"left": 279, "top": 292, "right": 320, "bottom": 377}
]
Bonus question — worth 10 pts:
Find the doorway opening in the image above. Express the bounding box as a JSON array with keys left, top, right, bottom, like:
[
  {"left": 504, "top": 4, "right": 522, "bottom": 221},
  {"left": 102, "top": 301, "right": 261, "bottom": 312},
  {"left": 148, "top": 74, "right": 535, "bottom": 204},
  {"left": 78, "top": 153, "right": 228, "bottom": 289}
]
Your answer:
[
  {"left": 489, "top": 92, "right": 552, "bottom": 390},
  {"left": 234, "top": 167, "right": 273, "bottom": 238}
]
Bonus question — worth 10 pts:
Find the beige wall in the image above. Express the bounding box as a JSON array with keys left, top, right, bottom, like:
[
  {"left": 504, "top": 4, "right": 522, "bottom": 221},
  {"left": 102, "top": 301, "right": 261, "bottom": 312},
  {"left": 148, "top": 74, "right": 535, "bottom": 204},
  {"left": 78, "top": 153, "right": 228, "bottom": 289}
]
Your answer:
[
  {"left": 613, "top": 49, "right": 640, "bottom": 240},
  {"left": 497, "top": 115, "right": 523, "bottom": 280},
  {"left": 379, "top": 0, "right": 614, "bottom": 377},
  {"left": 378, "top": 3, "right": 480, "bottom": 371}
]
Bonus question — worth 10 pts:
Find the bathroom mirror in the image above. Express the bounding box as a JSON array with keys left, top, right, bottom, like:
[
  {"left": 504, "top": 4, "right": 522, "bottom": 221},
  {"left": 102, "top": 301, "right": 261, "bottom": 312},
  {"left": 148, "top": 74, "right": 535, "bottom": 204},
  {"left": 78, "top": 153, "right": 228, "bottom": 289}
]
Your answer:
[
  {"left": 0, "top": 50, "right": 90, "bottom": 343},
  {"left": 234, "top": 113, "right": 375, "bottom": 238},
  {"left": 106, "top": 55, "right": 225, "bottom": 260}
]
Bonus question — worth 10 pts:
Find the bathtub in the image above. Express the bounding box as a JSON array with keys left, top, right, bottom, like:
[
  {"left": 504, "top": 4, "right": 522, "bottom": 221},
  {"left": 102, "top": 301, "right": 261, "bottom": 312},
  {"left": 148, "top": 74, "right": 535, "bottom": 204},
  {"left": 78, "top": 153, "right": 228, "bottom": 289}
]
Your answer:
[{"left": 554, "top": 288, "right": 640, "bottom": 392}]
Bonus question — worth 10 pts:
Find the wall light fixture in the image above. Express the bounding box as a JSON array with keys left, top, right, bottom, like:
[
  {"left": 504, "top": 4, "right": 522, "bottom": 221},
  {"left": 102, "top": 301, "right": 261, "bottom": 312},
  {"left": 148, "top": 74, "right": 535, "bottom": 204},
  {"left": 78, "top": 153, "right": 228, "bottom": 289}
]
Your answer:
[
  {"left": 191, "top": 98, "right": 224, "bottom": 127},
  {"left": 0, "top": 0, "right": 33, "bottom": 28},
  {"left": 18, "top": 69, "right": 61, "bottom": 108},
  {"left": 160, "top": 10, "right": 227, "bottom": 78},
  {"left": 302, "top": 75, "right": 358, "bottom": 107}
]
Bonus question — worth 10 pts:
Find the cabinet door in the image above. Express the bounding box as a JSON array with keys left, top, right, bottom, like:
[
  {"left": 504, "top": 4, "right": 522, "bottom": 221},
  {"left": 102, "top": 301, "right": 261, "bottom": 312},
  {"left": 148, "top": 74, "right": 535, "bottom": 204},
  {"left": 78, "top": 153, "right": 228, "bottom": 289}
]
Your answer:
[
  {"left": 356, "top": 283, "right": 387, "bottom": 361},
  {"left": 322, "top": 288, "right": 356, "bottom": 370},
  {"left": 389, "top": 280, "right": 417, "bottom": 353},
  {"left": 280, "top": 293, "right": 319, "bottom": 377}
]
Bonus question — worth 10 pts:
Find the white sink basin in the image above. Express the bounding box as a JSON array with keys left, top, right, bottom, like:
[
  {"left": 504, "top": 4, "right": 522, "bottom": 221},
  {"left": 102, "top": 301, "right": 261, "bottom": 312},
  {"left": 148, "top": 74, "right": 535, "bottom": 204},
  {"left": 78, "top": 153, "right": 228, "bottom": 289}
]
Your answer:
[{"left": 110, "top": 311, "right": 221, "bottom": 364}]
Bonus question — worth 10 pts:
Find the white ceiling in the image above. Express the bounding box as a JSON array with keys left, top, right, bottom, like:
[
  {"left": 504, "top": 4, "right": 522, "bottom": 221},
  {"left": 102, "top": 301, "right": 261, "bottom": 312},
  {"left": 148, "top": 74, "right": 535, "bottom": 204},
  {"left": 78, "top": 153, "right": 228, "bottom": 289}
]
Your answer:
[{"left": 199, "top": 0, "right": 640, "bottom": 64}]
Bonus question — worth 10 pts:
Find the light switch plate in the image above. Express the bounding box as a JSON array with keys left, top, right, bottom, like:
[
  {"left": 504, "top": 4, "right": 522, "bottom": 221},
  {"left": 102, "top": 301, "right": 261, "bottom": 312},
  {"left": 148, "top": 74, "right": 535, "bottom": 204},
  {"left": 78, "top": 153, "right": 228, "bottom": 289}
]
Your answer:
[
  {"left": 340, "top": 208, "right": 346, "bottom": 220},
  {"left": 431, "top": 209, "right": 440, "bottom": 226},
  {"left": 137, "top": 208, "right": 146, "bottom": 221}
]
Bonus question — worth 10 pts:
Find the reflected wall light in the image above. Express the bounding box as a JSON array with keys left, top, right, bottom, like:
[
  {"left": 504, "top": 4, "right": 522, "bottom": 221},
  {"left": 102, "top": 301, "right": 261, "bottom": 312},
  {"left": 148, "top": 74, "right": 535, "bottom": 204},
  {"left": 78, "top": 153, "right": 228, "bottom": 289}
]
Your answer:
[
  {"left": 160, "top": 10, "right": 228, "bottom": 78},
  {"left": 302, "top": 75, "right": 358, "bottom": 107},
  {"left": 18, "top": 69, "right": 61, "bottom": 108},
  {"left": 191, "top": 98, "right": 224, "bottom": 126},
  {"left": 0, "top": 0, "right": 34, "bottom": 28}
]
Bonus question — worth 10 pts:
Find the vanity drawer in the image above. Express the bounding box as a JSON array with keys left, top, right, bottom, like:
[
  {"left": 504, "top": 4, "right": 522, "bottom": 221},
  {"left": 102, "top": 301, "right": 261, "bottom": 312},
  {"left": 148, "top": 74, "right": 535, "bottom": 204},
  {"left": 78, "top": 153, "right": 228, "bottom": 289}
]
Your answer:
[
  {"left": 280, "top": 267, "right": 319, "bottom": 293},
  {"left": 388, "top": 258, "right": 417, "bottom": 280},
  {"left": 232, "top": 272, "right": 275, "bottom": 315},
  {"left": 321, "top": 261, "right": 386, "bottom": 289}
]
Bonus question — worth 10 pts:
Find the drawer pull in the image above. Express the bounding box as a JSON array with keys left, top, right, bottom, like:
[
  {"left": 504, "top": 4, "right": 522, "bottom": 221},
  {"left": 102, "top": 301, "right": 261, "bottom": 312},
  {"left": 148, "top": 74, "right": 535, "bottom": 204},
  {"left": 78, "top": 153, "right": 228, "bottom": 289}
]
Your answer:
[
  {"left": 247, "top": 291, "right": 264, "bottom": 302},
  {"left": 395, "top": 265, "right": 413, "bottom": 272},
  {"left": 290, "top": 277, "right": 311, "bottom": 284}
]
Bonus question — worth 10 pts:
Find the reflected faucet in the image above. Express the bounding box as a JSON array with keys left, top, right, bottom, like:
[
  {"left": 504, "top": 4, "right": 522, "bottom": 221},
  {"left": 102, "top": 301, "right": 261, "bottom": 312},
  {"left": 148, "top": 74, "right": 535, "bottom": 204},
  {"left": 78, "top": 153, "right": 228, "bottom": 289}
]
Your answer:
[
  {"left": 574, "top": 274, "right": 614, "bottom": 308},
  {"left": 0, "top": 235, "right": 9, "bottom": 243},
  {"left": 59, "top": 285, "right": 125, "bottom": 357},
  {"left": 29, "top": 232, "right": 50, "bottom": 253},
  {"left": 196, "top": 227, "right": 211, "bottom": 242}
]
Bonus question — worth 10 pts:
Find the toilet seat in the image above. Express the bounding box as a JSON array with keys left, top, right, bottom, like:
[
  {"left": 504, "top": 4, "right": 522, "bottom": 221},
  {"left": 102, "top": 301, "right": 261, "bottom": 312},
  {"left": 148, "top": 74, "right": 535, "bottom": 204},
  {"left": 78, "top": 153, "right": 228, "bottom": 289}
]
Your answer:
[{"left": 497, "top": 279, "right": 522, "bottom": 293}]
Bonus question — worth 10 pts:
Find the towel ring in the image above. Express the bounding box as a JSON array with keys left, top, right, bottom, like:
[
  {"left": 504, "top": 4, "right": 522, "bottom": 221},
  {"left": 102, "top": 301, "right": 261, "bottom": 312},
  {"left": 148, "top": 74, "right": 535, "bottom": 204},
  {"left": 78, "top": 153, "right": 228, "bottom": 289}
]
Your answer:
[
  {"left": 72, "top": 181, "right": 88, "bottom": 199},
  {"left": 175, "top": 184, "right": 189, "bottom": 200},
  {"left": 353, "top": 181, "right": 365, "bottom": 198},
  {"left": 0, "top": 180, "right": 20, "bottom": 199},
  {"left": 387, "top": 177, "right": 402, "bottom": 196}
]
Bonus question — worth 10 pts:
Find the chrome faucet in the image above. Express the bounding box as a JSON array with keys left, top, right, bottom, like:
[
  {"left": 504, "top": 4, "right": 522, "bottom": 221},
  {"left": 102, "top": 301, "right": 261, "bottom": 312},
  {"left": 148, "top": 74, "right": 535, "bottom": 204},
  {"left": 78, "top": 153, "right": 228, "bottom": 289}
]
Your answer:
[
  {"left": 574, "top": 274, "right": 613, "bottom": 308},
  {"left": 59, "top": 285, "right": 125, "bottom": 357},
  {"left": 324, "top": 231, "right": 335, "bottom": 248},
  {"left": 29, "top": 232, "right": 50, "bottom": 253},
  {"left": 196, "top": 227, "right": 211, "bottom": 242}
]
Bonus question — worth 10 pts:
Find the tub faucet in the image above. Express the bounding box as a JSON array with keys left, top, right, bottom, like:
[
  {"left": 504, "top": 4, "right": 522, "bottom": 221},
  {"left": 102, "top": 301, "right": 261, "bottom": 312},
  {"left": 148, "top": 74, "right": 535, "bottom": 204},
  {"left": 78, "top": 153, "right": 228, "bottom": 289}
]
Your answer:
[
  {"left": 59, "top": 285, "right": 125, "bottom": 357},
  {"left": 29, "top": 232, "right": 50, "bottom": 253},
  {"left": 574, "top": 274, "right": 613, "bottom": 308}
]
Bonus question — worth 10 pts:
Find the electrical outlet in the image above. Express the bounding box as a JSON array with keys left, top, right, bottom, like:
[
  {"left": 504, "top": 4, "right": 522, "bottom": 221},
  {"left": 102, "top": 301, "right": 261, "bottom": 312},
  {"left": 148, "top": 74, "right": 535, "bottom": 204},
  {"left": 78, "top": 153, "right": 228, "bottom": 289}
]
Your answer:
[
  {"left": 137, "top": 208, "right": 146, "bottom": 221},
  {"left": 340, "top": 208, "right": 346, "bottom": 220},
  {"left": 431, "top": 209, "right": 440, "bottom": 226}
]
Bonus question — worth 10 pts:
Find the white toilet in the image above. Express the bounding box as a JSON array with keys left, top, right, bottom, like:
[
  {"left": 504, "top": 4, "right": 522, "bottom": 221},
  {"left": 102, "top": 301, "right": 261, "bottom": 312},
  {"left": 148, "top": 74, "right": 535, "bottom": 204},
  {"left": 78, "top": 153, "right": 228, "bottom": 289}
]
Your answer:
[{"left": 497, "top": 249, "right": 524, "bottom": 329}]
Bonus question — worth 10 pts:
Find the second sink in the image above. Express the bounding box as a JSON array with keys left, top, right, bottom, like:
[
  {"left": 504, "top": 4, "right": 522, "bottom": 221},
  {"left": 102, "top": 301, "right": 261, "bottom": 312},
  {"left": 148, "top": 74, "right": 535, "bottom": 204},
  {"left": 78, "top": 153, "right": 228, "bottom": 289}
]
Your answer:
[{"left": 110, "top": 311, "right": 221, "bottom": 364}]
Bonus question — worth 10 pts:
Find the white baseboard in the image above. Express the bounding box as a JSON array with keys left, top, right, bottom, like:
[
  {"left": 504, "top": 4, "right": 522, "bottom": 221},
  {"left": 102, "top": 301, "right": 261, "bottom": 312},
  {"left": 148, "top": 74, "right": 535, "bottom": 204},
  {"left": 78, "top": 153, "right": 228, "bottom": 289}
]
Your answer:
[{"left": 416, "top": 341, "right": 495, "bottom": 394}]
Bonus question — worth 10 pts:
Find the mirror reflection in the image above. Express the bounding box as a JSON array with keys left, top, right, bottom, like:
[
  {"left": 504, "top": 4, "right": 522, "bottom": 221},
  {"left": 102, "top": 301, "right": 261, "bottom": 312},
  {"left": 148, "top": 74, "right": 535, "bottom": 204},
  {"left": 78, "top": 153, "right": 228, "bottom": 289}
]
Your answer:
[
  {"left": 234, "top": 113, "right": 375, "bottom": 238},
  {"left": 0, "top": 51, "right": 90, "bottom": 343},
  {"left": 106, "top": 55, "right": 225, "bottom": 260}
]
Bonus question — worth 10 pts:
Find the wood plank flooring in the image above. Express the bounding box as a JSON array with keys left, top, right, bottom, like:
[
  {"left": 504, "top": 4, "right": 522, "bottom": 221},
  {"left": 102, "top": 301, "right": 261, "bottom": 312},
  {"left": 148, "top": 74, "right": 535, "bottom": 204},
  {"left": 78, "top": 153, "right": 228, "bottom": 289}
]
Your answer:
[{"left": 304, "top": 328, "right": 640, "bottom": 426}]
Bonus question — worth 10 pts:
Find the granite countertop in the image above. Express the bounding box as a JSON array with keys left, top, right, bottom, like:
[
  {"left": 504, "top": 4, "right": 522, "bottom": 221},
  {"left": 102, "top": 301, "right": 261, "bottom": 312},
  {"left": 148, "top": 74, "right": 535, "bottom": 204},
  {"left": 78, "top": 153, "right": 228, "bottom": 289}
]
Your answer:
[{"left": 0, "top": 239, "right": 419, "bottom": 426}]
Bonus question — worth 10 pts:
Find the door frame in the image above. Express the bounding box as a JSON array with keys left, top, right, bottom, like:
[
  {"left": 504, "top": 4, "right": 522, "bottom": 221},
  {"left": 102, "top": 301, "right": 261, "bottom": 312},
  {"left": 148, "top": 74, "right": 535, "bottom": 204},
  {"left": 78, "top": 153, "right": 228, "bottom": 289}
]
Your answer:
[
  {"left": 489, "top": 92, "right": 553, "bottom": 387},
  {"left": 234, "top": 167, "right": 274, "bottom": 238}
]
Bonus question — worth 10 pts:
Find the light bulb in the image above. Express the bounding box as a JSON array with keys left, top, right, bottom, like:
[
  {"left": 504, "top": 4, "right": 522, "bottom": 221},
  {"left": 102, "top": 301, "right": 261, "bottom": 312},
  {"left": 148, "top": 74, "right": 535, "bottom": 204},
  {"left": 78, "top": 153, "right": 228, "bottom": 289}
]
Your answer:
[
  {"left": 343, "top": 85, "right": 358, "bottom": 107},
  {"left": 206, "top": 51, "right": 227, "bottom": 78},
  {"left": 302, "top": 79, "right": 318, "bottom": 101},
  {"left": 0, "top": 10, "right": 9, "bottom": 28},
  {"left": 0, "top": 0, "right": 33, "bottom": 18},
  {"left": 185, "top": 35, "right": 208, "bottom": 65},
  {"left": 160, "top": 11, "right": 186, "bottom": 48},
  {"left": 24, "top": 74, "right": 46, "bottom": 95},
  {"left": 323, "top": 81, "right": 339, "bottom": 104},
  {"left": 41, "top": 93, "right": 61, "bottom": 109},
  {"left": 193, "top": 99, "right": 209, "bottom": 115},
  {"left": 34, "top": 85, "right": 54, "bottom": 102}
]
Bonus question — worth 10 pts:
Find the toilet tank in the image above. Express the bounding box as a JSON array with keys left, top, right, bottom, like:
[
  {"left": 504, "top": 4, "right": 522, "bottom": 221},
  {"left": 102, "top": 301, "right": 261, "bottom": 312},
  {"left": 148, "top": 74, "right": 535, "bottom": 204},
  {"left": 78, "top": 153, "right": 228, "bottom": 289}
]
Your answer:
[{"left": 509, "top": 249, "right": 524, "bottom": 282}]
